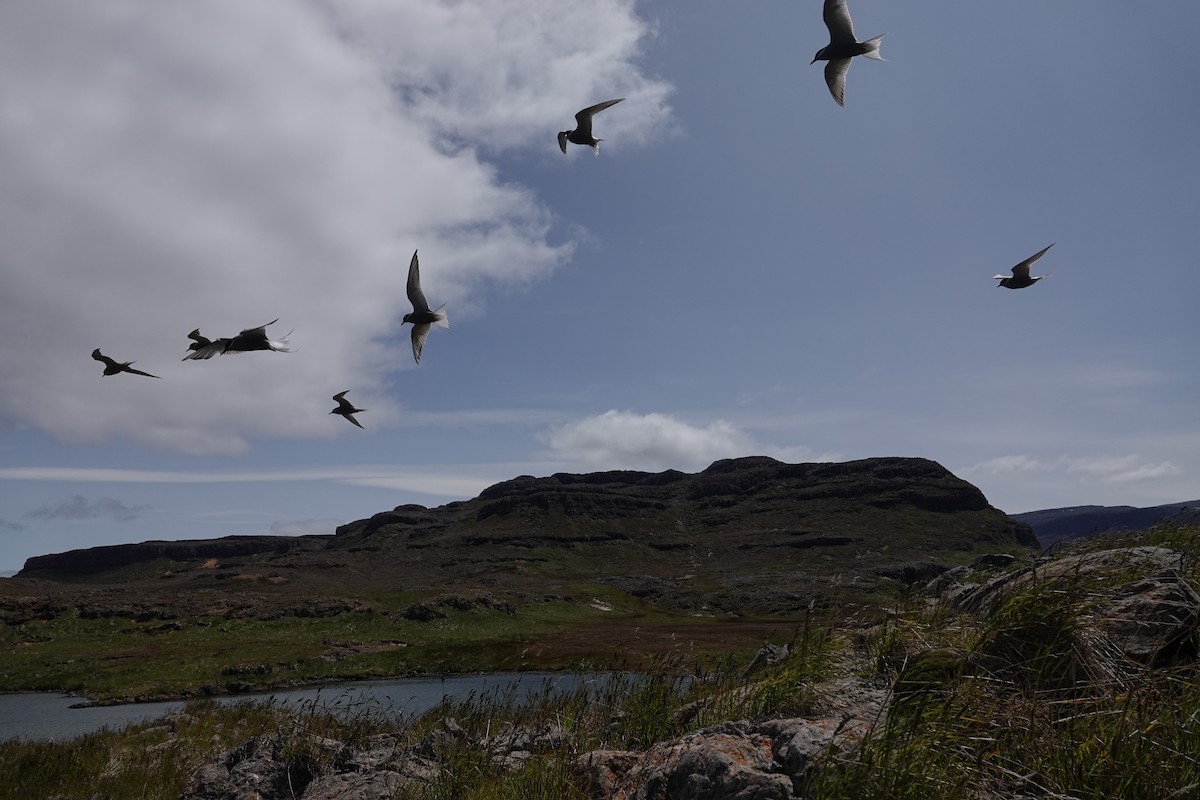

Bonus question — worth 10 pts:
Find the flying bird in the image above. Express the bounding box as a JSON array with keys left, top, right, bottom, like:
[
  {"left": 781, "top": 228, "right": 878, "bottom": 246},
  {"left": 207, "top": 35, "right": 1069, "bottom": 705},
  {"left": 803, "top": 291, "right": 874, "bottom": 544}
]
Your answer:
[
  {"left": 401, "top": 250, "right": 448, "bottom": 365},
  {"left": 330, "top": 390, "right": 366, "bottom": 429},
  {"left": 558, "top": 98, "right": 624, "bottom": 155},
  {"left": 182, "top": 319, "right": 293, "bottom": 360},
  {"left": 91, "top": 348, "right": 160, "bottom": 379},
  {"left": 811, "top": 0, "right": 886, "bottom": 106},
  {"left": 995, "top": 244, "right": 1054, "bottom": 289},
  {"left": 183, "top": 328, "right": 222, "bottom": 358}
]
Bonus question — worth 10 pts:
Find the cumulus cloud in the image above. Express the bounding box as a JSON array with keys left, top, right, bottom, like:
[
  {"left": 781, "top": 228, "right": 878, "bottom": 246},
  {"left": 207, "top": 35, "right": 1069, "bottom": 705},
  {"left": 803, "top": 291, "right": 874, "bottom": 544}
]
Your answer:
[
  {"left": 538, "top": 409, "right": 819, "bottom": 472},
  {"left": 25, "top": 496, "right": 151, "bottom": 523},
  {"left": 0, "top": 1, "right": 671, "bottom": 454}
]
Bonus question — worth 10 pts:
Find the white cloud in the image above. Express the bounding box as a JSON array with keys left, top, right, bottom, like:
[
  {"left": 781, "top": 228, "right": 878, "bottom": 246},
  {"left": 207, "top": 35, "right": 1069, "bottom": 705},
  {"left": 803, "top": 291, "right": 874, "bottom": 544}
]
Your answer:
[
  {"left": 269, "top": 518, "right": 343, "bottom": 536},
  {"left": 0, "top": 464, "right": 496, "bottom": 497},
  {"left": 966, "top": 455, "right": 1049, "bottom": 475},
  {"left": 320, "top": 0, "right": 673, "bottom": 152},
  {"left": 1065, "top": 455, "right": 1181, "bottom": 484},
  {"left": 25, "top": 495, "right": 151, "bottom": 523},
  {"left": 538, "top": 409, "right": 819, "bottom": 472},
  {"left": 0, "top": 1, "right": 671, "bottom": 454}
]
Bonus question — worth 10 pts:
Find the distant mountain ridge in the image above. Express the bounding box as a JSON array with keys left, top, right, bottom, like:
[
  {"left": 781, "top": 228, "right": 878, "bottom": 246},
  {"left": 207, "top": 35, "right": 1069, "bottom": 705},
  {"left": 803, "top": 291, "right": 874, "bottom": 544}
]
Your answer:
[
  {"left": 14, "top": 456, "right": 1035, "bottom": 615},
  {"left": 1011, "top": 500, "right": 1200, "bottom": 547}
]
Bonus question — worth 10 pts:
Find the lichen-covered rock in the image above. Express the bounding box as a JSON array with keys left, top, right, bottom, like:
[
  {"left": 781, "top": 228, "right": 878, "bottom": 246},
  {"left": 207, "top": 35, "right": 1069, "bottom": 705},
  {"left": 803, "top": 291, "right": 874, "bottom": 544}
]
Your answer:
[
  {"left": 1095, "top": 569, "right": 1199, "bottom": 666},
  {"left": 575, "top": 678, "right": 884, "bottom": 800}
]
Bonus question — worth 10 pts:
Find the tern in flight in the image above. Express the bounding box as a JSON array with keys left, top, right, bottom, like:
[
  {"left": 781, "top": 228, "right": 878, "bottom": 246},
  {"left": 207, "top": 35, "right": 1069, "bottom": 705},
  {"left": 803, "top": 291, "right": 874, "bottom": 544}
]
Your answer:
[
  {"left": 558, "top": 98, "right": 624, "bottom": 155},
  {"left": 92, "top": 348, "right": 160, "bottom": 379},
  {"left": 182, "top": 319, "right": 292, "bottom": 359},
  {"left": 811, "top": 0, "right": 885, "bottom": 106},
  {"left": 330, "top": 390, "right": 366, "bottom": 429},
  {"left": 995, "top": 244, "right": 1054, "bottom": 289},
  {"left": 401, "top": 251, "right": 448, "bottom": 365}
]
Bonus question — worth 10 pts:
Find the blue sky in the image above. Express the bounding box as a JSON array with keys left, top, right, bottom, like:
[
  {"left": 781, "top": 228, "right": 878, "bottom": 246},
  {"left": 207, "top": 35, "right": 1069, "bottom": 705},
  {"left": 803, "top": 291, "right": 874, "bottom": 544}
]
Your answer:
[{"left": 1, "top": 1, "right": 1197, "bottom": 573}]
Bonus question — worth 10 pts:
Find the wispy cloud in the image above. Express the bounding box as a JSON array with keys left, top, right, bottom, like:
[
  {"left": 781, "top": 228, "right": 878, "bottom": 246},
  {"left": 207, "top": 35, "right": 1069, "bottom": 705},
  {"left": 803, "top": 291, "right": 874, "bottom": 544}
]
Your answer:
[
  {"left": 1065, "top": 455, "right": 1181, "bottom": 484},
  {"left": 967, "top": 455, "right": 1050, "bottom": 475},
  {"left": 0, "top": 463, "right": 529, "bottom": 498},
  {"left": 269, "top": 518, "right": 343, "bottom": 536},
  {"left": 967, "top": 453, "right": 1182, "bottom": 486},
  {"left": 25, "top": 496, "right": 151, "bottom": 523},
  {"left": 0, "top": 518, "right": 27, "bottom": 533}
]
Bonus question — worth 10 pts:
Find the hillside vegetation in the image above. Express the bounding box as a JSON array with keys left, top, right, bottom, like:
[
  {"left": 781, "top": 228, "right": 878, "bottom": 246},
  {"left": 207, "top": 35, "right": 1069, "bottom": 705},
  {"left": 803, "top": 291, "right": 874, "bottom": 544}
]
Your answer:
[
  {"left": 3, "top": 523, "right": 1197, "bottom": 800},
  {"left": 1, "top": 457, "right": 1034, "bottom": 700}
]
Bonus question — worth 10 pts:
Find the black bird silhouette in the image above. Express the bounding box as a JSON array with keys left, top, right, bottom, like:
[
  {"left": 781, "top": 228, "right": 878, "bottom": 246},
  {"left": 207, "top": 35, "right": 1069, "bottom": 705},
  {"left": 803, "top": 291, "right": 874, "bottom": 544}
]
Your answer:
[
  {"left": 330, "top": 390, "right": 366, "bottom": 429},
  {"left": 183, "top": 328, "right": 223, "bottom": 358},
  {"left": 558, "top": 98, "right": 624, "bottom": 155},
  {"left": 182, "top": 320, "right": 292, "bottom": 360},
  {"left": 91, "top": 348, "right": 160, "bottom": 379},
  {"left": 401, "top": 251, "right": 448, "bottom": 365},
  {"left": 811, "top": 0, "right": 885, "bottom": 106},
  {"left": 995, "top": 244, "right": 1054, "bottom": 289}
]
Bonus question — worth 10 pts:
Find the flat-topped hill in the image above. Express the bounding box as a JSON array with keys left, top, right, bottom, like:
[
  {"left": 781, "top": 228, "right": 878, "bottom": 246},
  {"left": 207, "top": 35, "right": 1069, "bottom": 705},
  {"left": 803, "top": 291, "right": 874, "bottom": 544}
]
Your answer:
[{"left": 14, "top": 456, "right": 1034, "bottom": 614}]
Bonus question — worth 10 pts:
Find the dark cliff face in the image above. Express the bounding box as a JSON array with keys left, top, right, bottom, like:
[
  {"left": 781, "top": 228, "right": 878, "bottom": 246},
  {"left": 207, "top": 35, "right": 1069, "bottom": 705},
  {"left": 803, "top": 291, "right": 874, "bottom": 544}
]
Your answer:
[
  {"left": 16, "top": 457, "right": 1035, "bottom": 612},
  {"left": 19, "top": 536, "right": 330, "bottom": 581}
]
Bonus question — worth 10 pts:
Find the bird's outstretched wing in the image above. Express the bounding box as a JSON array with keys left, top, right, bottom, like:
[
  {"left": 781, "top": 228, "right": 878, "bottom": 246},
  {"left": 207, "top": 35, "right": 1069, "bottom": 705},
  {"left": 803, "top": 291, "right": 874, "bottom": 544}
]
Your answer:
[
  {"left": 823, "top": 0, "right": 857, "bottom": 43},
  {"left": 237, "top": 319, "right": 278, "bottom": 339},
  {"left": 1010, "top": 243, "right": 1055, "bottom": 278},
  {"left": 183, "top": 339, "right": 228, "bottom": 360},
  {"left": 411, "top": 323, "right": 431, "bottom": 365},
  {"left": 406, "top": 250, "right": 430, "bottom": 314},
  {"left": 824, "top": 59, "right": 851, "bottom": 106},
  {"left": 124, "top": 364, "right": 161, "bottom": 379},
  {"left": 574, "top": 98, "right": 624, "bottom": 137}
]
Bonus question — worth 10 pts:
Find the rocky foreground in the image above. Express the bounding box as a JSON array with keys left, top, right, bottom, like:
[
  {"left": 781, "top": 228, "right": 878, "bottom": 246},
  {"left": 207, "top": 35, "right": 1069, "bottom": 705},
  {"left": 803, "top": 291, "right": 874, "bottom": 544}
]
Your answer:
[{"left": 178, "top": 538, "right": 1200, "bottom": 800}]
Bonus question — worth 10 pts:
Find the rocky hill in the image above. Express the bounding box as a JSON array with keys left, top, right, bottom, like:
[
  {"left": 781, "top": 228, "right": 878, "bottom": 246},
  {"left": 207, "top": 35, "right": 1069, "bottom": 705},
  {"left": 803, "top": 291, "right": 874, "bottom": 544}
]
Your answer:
[{"left": 14, "top": 456, "right": 1034, "bottom": 615}]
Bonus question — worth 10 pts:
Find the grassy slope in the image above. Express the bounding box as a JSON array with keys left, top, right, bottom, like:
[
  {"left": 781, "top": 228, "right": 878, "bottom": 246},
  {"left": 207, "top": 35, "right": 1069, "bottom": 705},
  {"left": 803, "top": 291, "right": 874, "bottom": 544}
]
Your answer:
[{"left": 3, "top": 523, "right": 1197, "bottom": 800}]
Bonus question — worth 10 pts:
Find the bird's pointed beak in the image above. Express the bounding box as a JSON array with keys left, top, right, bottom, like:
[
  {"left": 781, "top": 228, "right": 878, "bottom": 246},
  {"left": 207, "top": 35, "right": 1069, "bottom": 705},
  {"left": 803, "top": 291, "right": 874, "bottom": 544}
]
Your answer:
[{"left": 810, "top": 55, "right": 818, "bottom": 65}]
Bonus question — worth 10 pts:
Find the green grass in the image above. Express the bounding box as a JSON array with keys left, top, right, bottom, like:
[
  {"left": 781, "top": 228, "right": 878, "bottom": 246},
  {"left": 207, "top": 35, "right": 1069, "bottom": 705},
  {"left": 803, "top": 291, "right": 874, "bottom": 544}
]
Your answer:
[
  {"left": 4, "top": 523, "right": 1197, "bottom": 800},
  {"left": 0, "top": 592, "right": 791, "bottom": 700},
  {"left": 810, "top": 522, "right": 1200, "bottom": 800}
]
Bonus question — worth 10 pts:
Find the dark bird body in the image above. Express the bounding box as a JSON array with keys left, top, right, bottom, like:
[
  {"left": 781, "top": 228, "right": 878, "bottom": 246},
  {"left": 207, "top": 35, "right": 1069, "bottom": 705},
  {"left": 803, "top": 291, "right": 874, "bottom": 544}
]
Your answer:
[
  {"left": 91, "top": 348, "right": 160, "bottom": 379},
  {"left": 184, "top": 329, "right": 218, "bottom": 355},
  {"left": 330, "top": 391, "right": 366, "bottom": 429},
  {"left": 558, "top": 98, "right": 624, "bottom": 155},
  {"left": 182, "top": 320, "right": 292, "bottom": 360},
  {"left": 401, "top": 251, "right": 448, "bottom": 364},
  {"left": 811, "top": 0, "right": 885, "bottom": 106},
  {"left": 995, "top": 244, "right": 1054, "bottom": 289}
]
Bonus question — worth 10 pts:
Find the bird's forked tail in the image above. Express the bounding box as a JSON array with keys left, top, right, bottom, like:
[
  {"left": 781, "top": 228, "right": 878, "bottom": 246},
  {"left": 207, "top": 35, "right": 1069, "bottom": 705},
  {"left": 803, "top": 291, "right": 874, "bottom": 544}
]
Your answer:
[
  {"left": 861, "top": 33, "right": 886, "bottom": 60},
  {"left": 432, "top": 304, "right": 449, "bottom": 329}
]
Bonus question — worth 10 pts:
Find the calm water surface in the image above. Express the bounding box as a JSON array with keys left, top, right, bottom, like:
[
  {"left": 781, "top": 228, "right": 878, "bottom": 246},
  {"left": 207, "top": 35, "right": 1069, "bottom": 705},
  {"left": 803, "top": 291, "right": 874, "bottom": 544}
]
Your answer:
[{"left": 0, "top": 672, "right": 599, "bottom": 741}]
